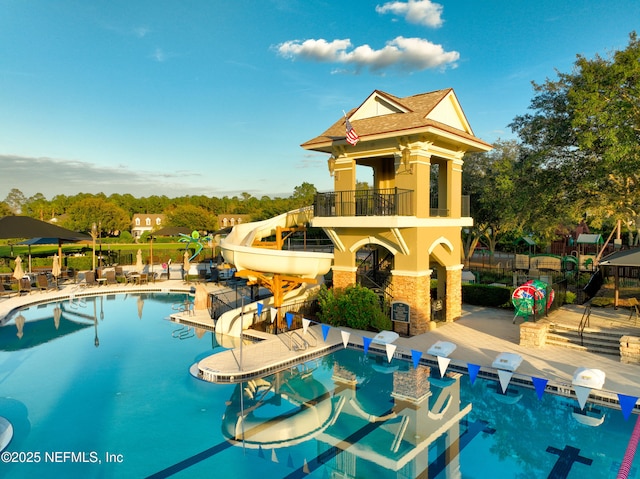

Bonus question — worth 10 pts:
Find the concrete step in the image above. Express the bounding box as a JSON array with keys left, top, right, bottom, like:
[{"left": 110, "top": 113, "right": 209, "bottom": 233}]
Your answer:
[
  {"left": 545, "top": 337, "right": 620, "bottom": 356},
  {"left": 546, "top": 323, "right": 622, "bottom": 356}
]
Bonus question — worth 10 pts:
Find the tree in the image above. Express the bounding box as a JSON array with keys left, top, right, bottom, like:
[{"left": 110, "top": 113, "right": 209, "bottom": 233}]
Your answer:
[
  {"left": 164, "top": 204, "right": 217, "bottom": 232},
  {"left": 4, "top": 188, "right": 26, "bottom": 214},
  {"left": 510, "top": 32, "right": 640, "bottom": 243},
  {"left": 0, "top": 201, "right": 12, "bottom": 217},
  {"left": 463, "top": 140, "right": 525, "bottom": 260},
  {"left": 290, "top": 182, "right": 317, "bottom": 208},
  {"left": 65, "top": 197, "right": 131, "bottom": 236}
]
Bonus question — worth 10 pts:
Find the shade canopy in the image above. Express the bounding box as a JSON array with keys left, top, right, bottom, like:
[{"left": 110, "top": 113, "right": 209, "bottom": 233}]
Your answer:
[
  {"left": 599, "top": 248, "right": 640, "bottom": 267},
  {"left": 150, "top": 226, "right": 192, "bottom": 237},
  {"left": 0, "top": 216, "right": 91, "bottom": 242}
]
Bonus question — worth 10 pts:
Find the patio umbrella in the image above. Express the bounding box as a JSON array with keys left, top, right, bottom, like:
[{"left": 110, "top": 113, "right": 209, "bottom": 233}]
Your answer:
[
  {"left": 12, "top": 256, "right": 24, "bottom": 281},
  {"left": 51, "top": 254, "right": 61, "bottom": 279},
  {"left": 183, "top": 250, "right": 191, "bottom": 279},
  {"left": 135, "top": 249, "right": 143, "bottom": 273}
]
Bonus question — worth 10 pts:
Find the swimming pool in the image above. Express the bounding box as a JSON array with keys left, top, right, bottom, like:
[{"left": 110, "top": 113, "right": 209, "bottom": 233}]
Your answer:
[{"left": 0, "top": 293, "right": 637, "bottom": 478}]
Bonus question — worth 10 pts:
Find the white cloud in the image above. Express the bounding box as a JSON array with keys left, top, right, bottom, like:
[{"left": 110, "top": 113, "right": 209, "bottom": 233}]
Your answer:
[
  {"left": 376, "top": 0, "right": 444, "bottom": 27},
  {"left": 152, "top": 48, "right": 167, "bottom": 62},
  {"left": 276, "top": 36, "right": 458, "bottom": 73}
]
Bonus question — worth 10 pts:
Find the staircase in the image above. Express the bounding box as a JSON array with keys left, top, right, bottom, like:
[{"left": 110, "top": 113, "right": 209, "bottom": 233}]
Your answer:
[{"left": 545, "top": 322, "right": 626, "bottom": 356}]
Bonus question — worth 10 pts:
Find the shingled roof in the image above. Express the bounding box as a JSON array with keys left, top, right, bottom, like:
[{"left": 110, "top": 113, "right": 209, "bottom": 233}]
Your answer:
[{"left": 301, "top": 88, "right": 492, "bottom": 152}]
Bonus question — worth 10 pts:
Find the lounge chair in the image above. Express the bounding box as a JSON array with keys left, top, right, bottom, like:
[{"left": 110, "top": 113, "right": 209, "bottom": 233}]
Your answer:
[
  {"left": 81, "top": 271, "right": 97, "bottom": 288},
  {"left": 36, "top": 274, "right": 56, "bottom": 292},
  {"left": 105, "top": 270, "right": 117, "bottom": 285},
  {"left": 115, "top": 266, "right": 126, "bottom": 283},
  {"left": 19, "top": 277, "right": 32, "bottom": 295},
  {"left": 0, "top": 282, "right": 15, "bottom": 299}
]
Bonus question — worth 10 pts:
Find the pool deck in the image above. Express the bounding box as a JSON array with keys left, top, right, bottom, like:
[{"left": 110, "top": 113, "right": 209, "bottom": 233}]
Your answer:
[{"left": 2, "top": 278, "right": 640, "bottom": 405}]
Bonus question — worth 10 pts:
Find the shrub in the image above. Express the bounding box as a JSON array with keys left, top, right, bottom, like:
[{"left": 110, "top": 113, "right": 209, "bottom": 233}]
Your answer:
[
  {"left": 317, "top": 284, "right": 389, "bottom": 331},
  {"left": 564, "top": 291, "right": 576, "bottom": 304},
  {"left": 462, "top": 284, "right": 512, "bottom": 308}
]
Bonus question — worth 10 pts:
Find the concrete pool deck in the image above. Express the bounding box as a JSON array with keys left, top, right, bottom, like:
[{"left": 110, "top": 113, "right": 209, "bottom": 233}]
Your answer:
[{"left": 2, "top": 279, "right": 639, "bottom": 405}]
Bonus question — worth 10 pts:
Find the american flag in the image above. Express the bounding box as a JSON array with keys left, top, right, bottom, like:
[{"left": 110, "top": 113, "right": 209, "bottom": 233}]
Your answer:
[{"left": 345, "top": 118, "right": 360, "bottom": 145}]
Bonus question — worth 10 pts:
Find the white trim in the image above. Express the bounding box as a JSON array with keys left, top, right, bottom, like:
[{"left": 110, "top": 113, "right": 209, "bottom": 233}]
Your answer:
[
  {"left": 428, "top": 237, "right": 454, "bottom": 255},
  {"left": 332, "top": 265, "right": 358, "bottom": 273},
  {"left": 350, "top": 236, "right": 400, "bottom": 256},
  {"left": 313, "top": 216, "right": 473, "bottom": 229},
  {"left": 446, "top": 264, "right": 464, "bottom": 271},
  {"left": 391, "top": 269, "right": 432, "bottom": 277}
]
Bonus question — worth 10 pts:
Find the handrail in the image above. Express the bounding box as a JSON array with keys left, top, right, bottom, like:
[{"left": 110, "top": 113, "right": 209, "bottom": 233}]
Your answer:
[
  {"left": 288, "top": 331, "right": 308, "bottom": 351},
  {"left": 578, "top": 302, "right": 592, "bottom": 346}
]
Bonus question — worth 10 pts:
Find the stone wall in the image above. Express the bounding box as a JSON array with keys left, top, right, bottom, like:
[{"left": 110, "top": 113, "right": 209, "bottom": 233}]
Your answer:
[
  {"left": 392, "top": 274, "right": 432, "bottom": 334},
  {"left": 620, "top": 336, "right": 640, "bottom": 364}
]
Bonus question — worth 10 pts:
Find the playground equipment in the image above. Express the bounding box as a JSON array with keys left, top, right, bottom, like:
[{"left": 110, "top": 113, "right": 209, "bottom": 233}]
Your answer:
[{"left": 511, "top": 279, "right": 554, "bottom": 323}]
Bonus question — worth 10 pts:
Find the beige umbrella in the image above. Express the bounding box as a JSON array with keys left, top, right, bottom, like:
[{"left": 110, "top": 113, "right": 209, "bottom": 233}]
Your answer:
[
  {"left": 135, "top": 249, "right": 143, "bottom": 273},
  {"left": 12, "top": 256, "right": 24, "bottom": 281},
  {"left": 15, "top": 314, "right": 25, "bottom": 339},
  {"left": 183, "top": 250, "right": 191, "bottom": 281},
  {"left": 137, "top": 296, "right": 144, "bottom": 319},
  {"left": 53, "top": 305, "right": 62, "bottom": 329},
  {"left": 52, "top": 254, "right": 61, "bottom": 279}
]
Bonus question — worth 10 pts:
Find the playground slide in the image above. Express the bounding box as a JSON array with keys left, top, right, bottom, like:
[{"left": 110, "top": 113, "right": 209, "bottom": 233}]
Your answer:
[{"left": 215, "top": 207, "right": 334, "bottom": 337}]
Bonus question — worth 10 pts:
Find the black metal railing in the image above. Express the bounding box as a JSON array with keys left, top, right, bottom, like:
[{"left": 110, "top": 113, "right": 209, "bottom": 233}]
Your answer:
[
  {"left": 314, "top": 188, "right": 413, "bottom": 217},
  {"left": 315, "top": 189, "right": 470, "bottom": 218}
]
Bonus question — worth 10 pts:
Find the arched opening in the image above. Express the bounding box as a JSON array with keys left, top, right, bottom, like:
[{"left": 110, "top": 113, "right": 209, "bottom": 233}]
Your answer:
[{"left": 354, "top": 243, "right": 395, "bottom": 312}]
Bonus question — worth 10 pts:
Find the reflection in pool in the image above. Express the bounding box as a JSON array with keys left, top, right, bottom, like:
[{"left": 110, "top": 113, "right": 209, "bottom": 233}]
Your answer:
[{"left": 0, "top": 293, "right": 637, "bottom": 478}]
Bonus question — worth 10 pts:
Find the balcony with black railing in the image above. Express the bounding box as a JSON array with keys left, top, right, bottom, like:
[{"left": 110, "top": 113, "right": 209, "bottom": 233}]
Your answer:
[
  {"left": 314, "top": 188, "right": 413, "bottom": 217},
  {"left": 314, "top": 188, "right": 471, "bottom": 219}
]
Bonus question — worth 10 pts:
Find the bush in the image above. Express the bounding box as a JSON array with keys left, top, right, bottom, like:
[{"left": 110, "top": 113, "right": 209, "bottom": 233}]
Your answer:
[
  {"left": 564, "top": 291, "right": 576, "bottom": 304},
  {"left": 462, "top": 284, "right": 512, "bottom": 308},
  {"left": 317, "top": 284, "right": 389, "bottom": 331}
]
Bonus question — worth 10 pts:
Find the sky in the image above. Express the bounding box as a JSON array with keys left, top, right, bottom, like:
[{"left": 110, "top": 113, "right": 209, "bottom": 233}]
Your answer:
[{"left": 1, "top": 0, "right": 639, "bottom": 202}]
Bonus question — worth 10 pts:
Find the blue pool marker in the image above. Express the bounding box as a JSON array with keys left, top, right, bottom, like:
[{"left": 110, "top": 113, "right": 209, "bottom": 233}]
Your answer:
[
  {"left": 321, "top": 324, "right": 330, "bottom": 341},
  {"left": 411, "top": 349, "right": 422, "bottom": 368},
  {"left": 617, "top": 394, "right": 639, "bottom": 420},
  {"left": 285, "top": 312, "right": 293, "bottom": 329},
  {"left": 467, "top": 363, "right": 481, "bottom": 385},
  {"left": 363, "top": 336, "right": 372, "bottom": 355},
  {"left": 532, "top": 377, "right": 549, "bottom": 400}
]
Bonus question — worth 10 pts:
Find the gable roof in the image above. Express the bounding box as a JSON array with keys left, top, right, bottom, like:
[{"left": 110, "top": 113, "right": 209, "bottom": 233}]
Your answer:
[{"left": 301, "top": 88, "right": 492, "bottom": 152}]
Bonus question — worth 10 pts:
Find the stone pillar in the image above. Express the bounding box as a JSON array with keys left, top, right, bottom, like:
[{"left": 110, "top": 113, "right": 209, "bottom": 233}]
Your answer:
[
  {"left": 445, "top": 265, "right": 463, "bottom": 322},
  {"left": 392, "top": 271, "right": 432, "bottom": 335},
  {"left": 331, "top": 267, "right": 356, "bottom": 290},
  {"left": 620, "top": 336, "right": 640, "bottom": 364},
  {"left": 519, "top": 322, "right": 547, "bottom": 348}
]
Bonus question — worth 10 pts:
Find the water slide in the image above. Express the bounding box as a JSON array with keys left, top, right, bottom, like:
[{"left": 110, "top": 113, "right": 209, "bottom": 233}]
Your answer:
[{"left": 215, "top": 207, "right": 334, "bottom": 337}]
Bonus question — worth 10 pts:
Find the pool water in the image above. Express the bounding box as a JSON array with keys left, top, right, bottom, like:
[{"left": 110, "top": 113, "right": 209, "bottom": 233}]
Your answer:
[{"left": 0, "top": 293, "right": 637, "bottom": 478}]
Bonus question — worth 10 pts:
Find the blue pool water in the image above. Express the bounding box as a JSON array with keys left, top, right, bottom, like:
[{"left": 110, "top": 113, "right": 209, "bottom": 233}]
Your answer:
[{"left": 0, "top": 293, "right": 637, "bottom": 478}]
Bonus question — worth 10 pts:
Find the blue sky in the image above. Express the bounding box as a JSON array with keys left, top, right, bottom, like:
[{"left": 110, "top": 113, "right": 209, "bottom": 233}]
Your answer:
[{"left": 1, "top": 0, "right": 638, "bottom": 201}]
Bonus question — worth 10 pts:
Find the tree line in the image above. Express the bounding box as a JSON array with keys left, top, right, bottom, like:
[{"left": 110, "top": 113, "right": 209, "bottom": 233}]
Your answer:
[{"left": 0, "top": 182, "right": 318, "bottom": 239}]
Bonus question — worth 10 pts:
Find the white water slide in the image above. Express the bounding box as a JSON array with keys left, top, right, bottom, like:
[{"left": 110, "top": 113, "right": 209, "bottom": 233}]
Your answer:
[{"left": 215, "top": 207, "right": 334, "bottom": 337}]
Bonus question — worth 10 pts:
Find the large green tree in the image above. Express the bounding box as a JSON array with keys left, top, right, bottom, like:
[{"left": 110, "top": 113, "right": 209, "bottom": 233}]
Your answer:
[
  {"left": 463, "top": 140, "right": 525, "bottom": 260},
  {"left": 510, "top": 31, "right": 640, "bottom": 244},
  {"left": 64, "top": 197, "right": 131, "bottom": 236}
]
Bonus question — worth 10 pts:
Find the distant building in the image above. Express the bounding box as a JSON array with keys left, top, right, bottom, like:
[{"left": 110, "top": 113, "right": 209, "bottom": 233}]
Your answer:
[
  {"left": 132, "top": 214, "right": 165, "bottom": 240},
  {"left": 217, "top": 214, "right": 250, "bottom": 228}
]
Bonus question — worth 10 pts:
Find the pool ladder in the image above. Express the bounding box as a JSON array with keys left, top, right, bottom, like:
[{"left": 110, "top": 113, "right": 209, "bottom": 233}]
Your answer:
[{"left": 172, "top": 325, "right": 194, "bottom": 340}]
